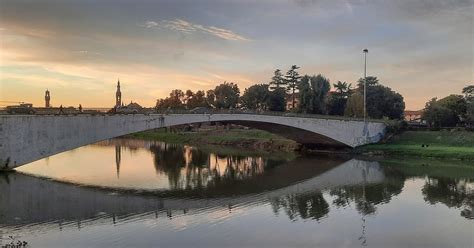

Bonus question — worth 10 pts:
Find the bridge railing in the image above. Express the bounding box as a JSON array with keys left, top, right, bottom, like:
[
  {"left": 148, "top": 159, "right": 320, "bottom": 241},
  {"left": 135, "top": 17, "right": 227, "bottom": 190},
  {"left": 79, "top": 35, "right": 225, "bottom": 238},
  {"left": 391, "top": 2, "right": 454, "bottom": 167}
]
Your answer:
[
  {"left": 0, "top": 107, "right": 384, "bottom": 122},
  {"left": 154, "top": 109, "right": 384, "bottom": 122}
]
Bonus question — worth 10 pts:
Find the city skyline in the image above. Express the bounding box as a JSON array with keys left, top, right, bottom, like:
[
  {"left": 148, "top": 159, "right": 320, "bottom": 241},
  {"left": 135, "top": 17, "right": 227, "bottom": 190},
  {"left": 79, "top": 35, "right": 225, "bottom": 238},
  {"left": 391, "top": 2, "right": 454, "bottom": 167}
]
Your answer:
[{"left": 1, "top": 0, "right": 472, "bottom": 109}]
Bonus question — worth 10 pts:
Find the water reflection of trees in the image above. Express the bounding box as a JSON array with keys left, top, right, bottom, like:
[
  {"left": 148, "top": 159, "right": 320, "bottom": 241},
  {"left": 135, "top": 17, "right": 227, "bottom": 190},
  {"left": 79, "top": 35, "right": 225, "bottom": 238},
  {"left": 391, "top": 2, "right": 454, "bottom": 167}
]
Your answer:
[
  {"left": 129, "top": 139, "right": 474, "bottom": 222},
  {"left": 422, "top": 177, "right": 473, "bottom": 219},
  {"left": 329, "top": 167, "right": 405, "bottom": 215},
  {"left": 149, "top": 143, "right": 269, "bottom": 190},
  {"left": 270, "top": 166, "right": 406, "bottom": 221},
  {"left": 271, "top": 192, "right": 329, "bottom": 221}
]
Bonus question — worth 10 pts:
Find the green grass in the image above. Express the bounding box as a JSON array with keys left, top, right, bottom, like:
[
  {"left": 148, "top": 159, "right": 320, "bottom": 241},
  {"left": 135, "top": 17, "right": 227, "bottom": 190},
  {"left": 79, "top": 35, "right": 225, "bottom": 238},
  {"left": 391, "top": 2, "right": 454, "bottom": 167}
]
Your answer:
[
  {"left": 189, "top": 143, "right": 298, "bottom": 161},
  {"left": 382, "top": 130, "right": 474, "bottom": 147},
  {"left": 129, "top": 128, "right": 288, "bottom": 142},
  {"left": 126, "top": 128, "right": 299, "bottom": 153},
  {"left": 358, "top": 130, "right": 474, "bottom": 160},
  {"left": 129, "top": 129, "right": 191, "bottom": 143}
]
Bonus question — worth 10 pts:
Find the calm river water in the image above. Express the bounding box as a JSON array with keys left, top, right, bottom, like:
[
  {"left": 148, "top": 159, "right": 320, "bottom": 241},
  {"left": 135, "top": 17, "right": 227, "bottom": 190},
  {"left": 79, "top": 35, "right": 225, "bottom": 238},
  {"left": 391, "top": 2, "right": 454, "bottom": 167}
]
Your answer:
[{"left": 1, "top": 138, "right": 473, "bottom": 248}]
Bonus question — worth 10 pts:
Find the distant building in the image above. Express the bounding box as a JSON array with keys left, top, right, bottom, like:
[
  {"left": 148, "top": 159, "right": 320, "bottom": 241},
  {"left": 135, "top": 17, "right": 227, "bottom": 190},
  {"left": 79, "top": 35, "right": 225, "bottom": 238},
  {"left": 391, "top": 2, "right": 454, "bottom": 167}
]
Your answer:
[
  {"left": 45, "top": 89, "right": 51, "bottom": 108},
  {"left": 116, "top": 80, "right": 122, "bottom": 108},
  {"left": 113, "top": 101, "right": 143, "bottom": 114},
  {"left": 126, "top": 101, "right": 142, "bottom": 109},
  {"left": 405, "top": 110, "right": 423, "bottom": 122},
  {"left": 112, "top": 80, "right": 144, "bottom": 113}
]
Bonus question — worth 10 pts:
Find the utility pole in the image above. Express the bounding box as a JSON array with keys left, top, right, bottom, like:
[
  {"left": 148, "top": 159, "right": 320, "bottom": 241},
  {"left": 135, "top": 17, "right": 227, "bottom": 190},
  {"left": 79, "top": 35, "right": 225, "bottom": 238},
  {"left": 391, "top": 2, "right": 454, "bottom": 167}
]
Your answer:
[{"left": 363, "top": 49, "right": 368, "bottom": 122}]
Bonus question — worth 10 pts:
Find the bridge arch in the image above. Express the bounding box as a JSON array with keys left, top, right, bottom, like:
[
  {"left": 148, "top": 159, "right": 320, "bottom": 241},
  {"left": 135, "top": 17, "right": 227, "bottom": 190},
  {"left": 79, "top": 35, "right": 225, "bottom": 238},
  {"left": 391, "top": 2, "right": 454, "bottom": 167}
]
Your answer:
[
  {"left": 0, "top": 114, "right": 385, "bottom": 169},
  {"left": 217, "top": 120, "right": 348, "bottom": 148}
]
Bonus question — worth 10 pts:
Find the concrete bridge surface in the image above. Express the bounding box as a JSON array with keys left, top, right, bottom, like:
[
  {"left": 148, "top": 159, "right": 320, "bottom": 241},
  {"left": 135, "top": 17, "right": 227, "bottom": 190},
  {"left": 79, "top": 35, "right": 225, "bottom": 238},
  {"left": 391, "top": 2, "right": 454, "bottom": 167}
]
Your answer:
[{"left": 0, "top": 114, "right": 385, "bottom": 169}]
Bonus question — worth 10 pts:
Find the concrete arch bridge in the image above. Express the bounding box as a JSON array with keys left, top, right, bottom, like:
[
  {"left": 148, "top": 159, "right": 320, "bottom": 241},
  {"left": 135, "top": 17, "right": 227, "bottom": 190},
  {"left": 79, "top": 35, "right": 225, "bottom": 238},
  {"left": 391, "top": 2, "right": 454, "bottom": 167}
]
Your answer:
[{"left": 0, "top": 113, "right": 385, "bottom": 169}]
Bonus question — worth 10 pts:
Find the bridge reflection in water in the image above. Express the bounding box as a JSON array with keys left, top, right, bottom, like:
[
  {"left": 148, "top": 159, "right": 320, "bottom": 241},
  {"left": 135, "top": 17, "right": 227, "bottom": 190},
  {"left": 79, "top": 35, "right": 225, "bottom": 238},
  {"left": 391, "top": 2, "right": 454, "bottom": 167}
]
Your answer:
[
  {"left": 1, "top": 157, "right": 384, "bottom": 230},
  {"left": 0, "top": 139, "right": 385, "bottom": 230},
  {"left": 0, "top": 139, "right": 474, "bottom": 248}
]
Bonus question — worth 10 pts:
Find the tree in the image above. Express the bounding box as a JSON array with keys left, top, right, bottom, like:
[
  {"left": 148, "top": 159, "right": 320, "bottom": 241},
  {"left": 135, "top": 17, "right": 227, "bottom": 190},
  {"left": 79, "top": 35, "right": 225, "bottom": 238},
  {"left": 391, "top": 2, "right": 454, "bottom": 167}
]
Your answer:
[
  {"left": 267, "top": 88, "right": 286, "bottom": 112},
  {"left": 187, "top": 90, "right": 207, "bottom": 109},
  {"left": 169, "top": 89, "right": 185, "bottom": 107},
  {"left": 309, "top": 74, "right": 330, "bottom": 114},
  {"left": 214, "top": 82, "right": 240, "bottom": 109},
  {"left": 269, "top": 69, "right": 286, "bottom": 90},
  {"left": 297, "top": 74, "right": 331, "bottom": 114},
  {"left": 356, "top": 76, "right": 379, "bottom": 88},
  {"left": 463, "top": 85, "right": 474, "bottom": 126},
  {"left": 184, "top": 90, "right": 194, "bottom": 107},
  {"left": 422, "top": 98, "right": 458, "bottom": 127},
  {"left": 285, "top": 65, "right": 301, "bottom": 110},
  {"left": 156, "top": 89, "right": 186, "bottom": 110},
  {"left": 328, "top": 81, "right": 352, "bottom": 116},
  {"left": 437, "top": 94, "right": 467, "bottom": 121},
  {"left": 467, "top": 100, "right": 474, "bottom": 127},
  {"left": 241, "top": 84, "right": 270, "bottom": 110},
  {"left": 462, "top": 85, "right": 473, "bottom": 99},
  {"left": 346, "top": 77, "right": 405, "bottom": 119},
  {"left": 156, "top": 98, "right": 167, "bottom": 110},
  {"left": 297, "top": 76, "right": 312, "bottom": 113},
  {"left": 206, "top": 90, "right": 216, "bottom": 108},
  {"left": 344, "top": 92, "right": 364, "bottom": 117},
  {"left": 333, "top": 81, "right": 352, "bottom": 96},
  {"left": 376, "top": 87, "right": 405, "bottom": 119},
  {"left": 422, "top": 87, "right": 473, "bottom": 127}
]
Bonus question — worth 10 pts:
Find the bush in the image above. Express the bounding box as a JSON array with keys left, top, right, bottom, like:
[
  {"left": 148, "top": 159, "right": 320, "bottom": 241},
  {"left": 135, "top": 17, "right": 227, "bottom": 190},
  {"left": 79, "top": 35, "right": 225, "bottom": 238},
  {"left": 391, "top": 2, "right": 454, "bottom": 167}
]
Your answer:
[{"left": 383, "top": 118, "right": 405, "bottom": 134}]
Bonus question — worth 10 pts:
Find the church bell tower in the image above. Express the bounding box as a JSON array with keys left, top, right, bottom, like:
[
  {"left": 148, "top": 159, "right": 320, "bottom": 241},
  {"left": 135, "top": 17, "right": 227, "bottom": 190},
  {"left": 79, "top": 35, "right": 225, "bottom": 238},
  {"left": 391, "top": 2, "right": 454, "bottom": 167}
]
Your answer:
[
  {"left": 116, "top": 80, "right": 122, "bottom": 107},
  {"left": 45, "top": 89, "right": 51, "bottom": 108}
]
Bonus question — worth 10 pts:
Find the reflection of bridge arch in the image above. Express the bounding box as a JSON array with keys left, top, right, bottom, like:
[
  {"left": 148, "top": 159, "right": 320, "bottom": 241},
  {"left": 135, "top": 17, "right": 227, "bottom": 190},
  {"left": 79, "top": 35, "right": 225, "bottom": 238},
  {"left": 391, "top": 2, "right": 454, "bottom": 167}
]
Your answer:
[
  {"left": 0, "top": 114, "right": 385, "bottom": 169},
  {"left": 0, "top": 159, "right": 385, "bottom": 229}
]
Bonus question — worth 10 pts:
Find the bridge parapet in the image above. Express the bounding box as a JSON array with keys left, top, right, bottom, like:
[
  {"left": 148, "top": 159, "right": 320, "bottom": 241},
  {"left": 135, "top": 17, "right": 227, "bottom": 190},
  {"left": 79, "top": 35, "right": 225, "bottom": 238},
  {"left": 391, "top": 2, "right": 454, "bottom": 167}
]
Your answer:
[{"left": 0, "top": 108, "right": 385, "bottom": 122}]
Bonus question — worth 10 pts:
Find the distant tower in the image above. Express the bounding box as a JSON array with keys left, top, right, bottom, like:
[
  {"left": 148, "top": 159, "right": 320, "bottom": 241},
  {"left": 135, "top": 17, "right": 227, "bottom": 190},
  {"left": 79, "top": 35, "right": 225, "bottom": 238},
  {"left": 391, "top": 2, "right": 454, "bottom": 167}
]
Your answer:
[
  {"left": 115, "top": 79, "right": 122, "bottom": 107},
  {"left": 45, "top": 89, "right": 51, "bottom": 108}
]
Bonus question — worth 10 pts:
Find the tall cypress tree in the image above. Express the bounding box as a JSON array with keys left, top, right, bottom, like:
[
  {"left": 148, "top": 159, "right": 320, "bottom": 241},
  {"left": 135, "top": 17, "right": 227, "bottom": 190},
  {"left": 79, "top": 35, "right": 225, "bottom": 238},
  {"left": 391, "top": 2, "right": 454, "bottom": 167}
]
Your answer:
[
  {"left": 285, "top": 65, "right": 301, "bottom": 110},
  {"left": 297, "top": 75, "right": 313, "bottom": 113},
  {"left": 269, "top": 69, "right": 286, "bottom": 90},
  {"left": 310, "top": 74, "right": 331, "bottom": 114}
]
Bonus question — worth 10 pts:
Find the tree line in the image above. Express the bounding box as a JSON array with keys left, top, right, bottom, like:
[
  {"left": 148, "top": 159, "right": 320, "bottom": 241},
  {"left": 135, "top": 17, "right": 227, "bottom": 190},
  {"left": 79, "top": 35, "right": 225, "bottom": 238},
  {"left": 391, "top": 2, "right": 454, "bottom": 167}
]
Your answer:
[
  {"left": 156, "top": 65, "right": 406, "bottom": 119},
  {"left": 422, "top": 85, "right": 473, "bottom": 127}
]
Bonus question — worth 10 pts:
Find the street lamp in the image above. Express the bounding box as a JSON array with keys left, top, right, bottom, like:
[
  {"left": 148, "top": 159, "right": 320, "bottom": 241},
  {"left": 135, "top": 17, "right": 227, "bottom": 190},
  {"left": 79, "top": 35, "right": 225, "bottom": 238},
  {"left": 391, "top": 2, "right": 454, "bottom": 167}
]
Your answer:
[{"left": 363, "top": 49, "right": 368, "bottom": 122}]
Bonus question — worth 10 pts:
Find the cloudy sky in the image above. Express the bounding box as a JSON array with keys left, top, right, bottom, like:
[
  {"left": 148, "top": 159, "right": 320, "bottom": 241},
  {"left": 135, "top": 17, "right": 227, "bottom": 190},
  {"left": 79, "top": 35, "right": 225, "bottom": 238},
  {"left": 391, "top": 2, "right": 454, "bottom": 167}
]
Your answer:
[{"left": 0, "top": 0, "right": 472, "bottom": 109}]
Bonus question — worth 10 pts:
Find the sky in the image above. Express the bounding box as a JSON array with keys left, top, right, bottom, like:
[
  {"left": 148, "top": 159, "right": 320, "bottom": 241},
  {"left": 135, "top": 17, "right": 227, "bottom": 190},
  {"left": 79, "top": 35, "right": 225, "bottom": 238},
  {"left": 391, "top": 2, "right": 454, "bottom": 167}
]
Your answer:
[{"left": 0, "top": 0, "right": 472, "bottom": 110}]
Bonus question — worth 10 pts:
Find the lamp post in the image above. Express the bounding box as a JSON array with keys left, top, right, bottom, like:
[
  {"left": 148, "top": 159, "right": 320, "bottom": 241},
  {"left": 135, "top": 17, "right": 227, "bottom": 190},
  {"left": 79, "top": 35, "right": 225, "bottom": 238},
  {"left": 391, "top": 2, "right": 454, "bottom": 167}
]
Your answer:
[{"left": 363, "top": 49, "right": 368, "bottom": 122}]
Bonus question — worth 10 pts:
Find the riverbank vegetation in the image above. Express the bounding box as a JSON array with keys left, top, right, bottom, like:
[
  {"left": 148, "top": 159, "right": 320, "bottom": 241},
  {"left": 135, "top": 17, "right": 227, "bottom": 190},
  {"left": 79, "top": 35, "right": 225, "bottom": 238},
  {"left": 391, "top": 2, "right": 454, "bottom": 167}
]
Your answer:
[
  {"left": 129, "top": 127, "right": 474, "bottom": 160},
  {"left": 357, "top": 130, "right": 474, "bottom": 160},
  {"left": 128, "top": 127, "right": 299, "bottom": 154},
  {"left": 422, "top": 85, "right": 473, "bottom": 127}
]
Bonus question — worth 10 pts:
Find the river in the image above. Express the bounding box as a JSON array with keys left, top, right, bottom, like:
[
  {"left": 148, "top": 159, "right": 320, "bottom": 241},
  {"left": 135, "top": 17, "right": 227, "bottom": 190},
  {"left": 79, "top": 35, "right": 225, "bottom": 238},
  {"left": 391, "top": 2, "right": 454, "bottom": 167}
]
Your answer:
[{"left": 1, "top": 138, "right": 472, "bottom": 248}]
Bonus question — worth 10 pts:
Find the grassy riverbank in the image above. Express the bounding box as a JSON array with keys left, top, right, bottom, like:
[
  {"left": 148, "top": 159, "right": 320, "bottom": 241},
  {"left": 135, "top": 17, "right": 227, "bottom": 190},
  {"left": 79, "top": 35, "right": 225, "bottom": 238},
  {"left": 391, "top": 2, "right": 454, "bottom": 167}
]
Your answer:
[
  {"left": 127, "top": 128, "right": 299, "bottom": 153},
  {"left": 128, "top": 128, "right": 474, "bottom": 160},
  {"left": 357, "top": 130, "right": 474, "bottom": 160}
]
